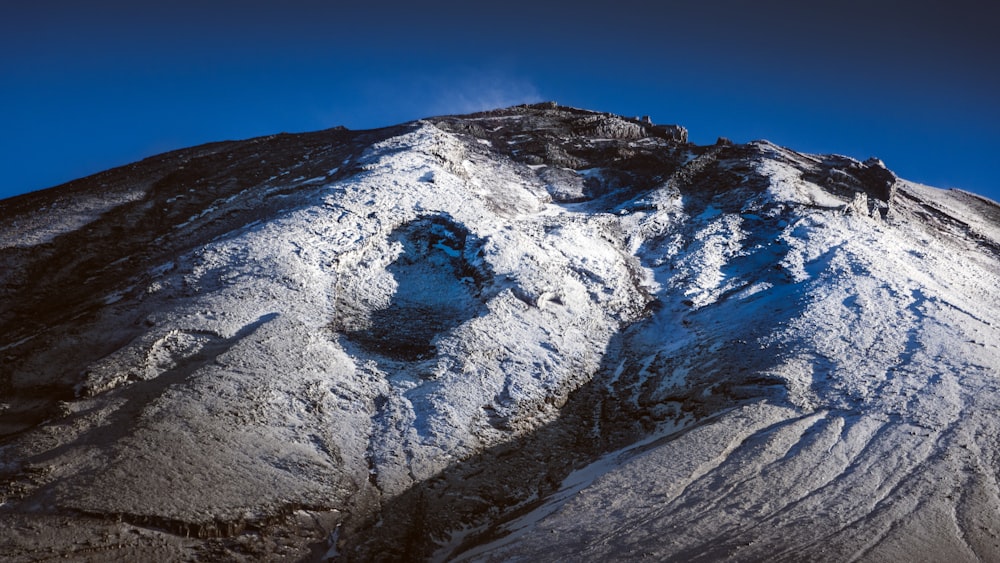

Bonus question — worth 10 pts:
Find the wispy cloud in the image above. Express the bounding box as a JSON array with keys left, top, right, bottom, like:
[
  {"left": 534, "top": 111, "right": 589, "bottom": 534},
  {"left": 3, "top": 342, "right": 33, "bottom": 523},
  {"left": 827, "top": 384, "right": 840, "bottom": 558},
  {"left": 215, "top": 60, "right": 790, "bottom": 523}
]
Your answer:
[
  {"left": 417, "top": 68, "right": 544, "bottom": 116},
  {"left": 332, "top": 66, "right": 544, "bottom": 127}
]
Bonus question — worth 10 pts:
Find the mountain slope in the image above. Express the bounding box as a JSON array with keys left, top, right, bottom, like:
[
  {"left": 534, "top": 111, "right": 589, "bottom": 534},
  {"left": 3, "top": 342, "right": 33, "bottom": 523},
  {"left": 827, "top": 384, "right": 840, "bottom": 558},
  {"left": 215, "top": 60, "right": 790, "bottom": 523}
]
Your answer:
[{"left": 0, "top": 103, "right": 998, "bottom": 561}]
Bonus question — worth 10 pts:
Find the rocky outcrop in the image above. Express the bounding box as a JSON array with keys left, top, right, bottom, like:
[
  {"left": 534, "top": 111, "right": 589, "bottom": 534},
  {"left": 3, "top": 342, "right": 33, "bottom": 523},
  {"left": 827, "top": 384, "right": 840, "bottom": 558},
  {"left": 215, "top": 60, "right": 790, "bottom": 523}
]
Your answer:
[
  {"left": 858, "top": 156, "right": 899, "bottom": 201},
  {"left": 649, "top": 123, "right": 689, "bottom": 143}
]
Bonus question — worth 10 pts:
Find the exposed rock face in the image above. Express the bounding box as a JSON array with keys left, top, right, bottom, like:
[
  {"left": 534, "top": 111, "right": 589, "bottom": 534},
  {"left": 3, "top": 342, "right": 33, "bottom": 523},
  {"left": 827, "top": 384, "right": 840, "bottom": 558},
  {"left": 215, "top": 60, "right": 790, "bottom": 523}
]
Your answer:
[
  {"left": 1, "top": 104, "right": 999, "bottom": 562},
  {"left": 650, "top": 123, "right": 688, "bottom": 143}
]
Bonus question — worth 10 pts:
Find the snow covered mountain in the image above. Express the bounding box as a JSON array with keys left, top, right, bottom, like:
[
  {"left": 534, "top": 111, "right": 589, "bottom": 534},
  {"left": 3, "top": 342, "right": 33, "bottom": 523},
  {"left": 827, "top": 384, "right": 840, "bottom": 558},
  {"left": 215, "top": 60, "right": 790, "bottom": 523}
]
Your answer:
[{"left": 1, "top": 103, "right": 999, "bottom": 561}]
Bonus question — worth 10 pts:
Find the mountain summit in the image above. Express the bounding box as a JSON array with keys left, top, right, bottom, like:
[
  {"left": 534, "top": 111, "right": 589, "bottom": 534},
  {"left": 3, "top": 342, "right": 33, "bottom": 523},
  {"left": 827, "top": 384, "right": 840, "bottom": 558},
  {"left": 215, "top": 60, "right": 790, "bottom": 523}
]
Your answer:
[{"left": 1, "top": 103, "right": 999, "bottom": 561}]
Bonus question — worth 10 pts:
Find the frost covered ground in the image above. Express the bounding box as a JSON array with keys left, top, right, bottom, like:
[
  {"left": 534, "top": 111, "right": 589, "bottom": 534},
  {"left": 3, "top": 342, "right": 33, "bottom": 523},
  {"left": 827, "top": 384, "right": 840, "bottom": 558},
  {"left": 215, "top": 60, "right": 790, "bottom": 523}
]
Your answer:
[{"left": 0, "top": 104, "right": 998, "bottom": 561}]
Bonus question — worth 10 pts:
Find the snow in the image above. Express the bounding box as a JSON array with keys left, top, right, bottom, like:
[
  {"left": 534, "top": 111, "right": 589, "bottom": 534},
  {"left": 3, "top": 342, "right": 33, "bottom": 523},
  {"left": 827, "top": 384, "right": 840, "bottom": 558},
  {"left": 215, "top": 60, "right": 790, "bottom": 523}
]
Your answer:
[
  {"left": 448, "top": 146, "right": 1000, "bottom": 562},
  {"left": 0, "top": 188, "right": 145, "bottom": 248},
  {"left": 2, "top": 107, "right": 999, "bottom": 561},
  {"left": 3, "top": 121, "right": 654, "bottom": 528},
  {"left": 450, "top": 415, "right": 693, "bottom": 562},
  {"left": 757, "top": 147, "right": 845, "bottom": 209}
]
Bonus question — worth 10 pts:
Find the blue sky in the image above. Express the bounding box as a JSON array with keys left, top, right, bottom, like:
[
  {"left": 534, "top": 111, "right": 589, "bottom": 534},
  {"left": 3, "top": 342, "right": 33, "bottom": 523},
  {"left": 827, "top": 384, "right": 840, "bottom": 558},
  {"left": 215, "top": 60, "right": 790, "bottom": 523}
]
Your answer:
[{"left": 2, "top": 1, "right": 997, "bottom": 202}]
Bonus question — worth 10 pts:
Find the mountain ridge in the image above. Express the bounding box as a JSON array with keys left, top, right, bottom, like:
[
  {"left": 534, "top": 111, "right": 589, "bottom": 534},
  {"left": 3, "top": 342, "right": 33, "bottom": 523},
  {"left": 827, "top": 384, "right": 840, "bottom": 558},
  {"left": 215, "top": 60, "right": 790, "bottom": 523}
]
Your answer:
[{"left": 1, "top": 103, "right": 999, "bottom": 561}]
